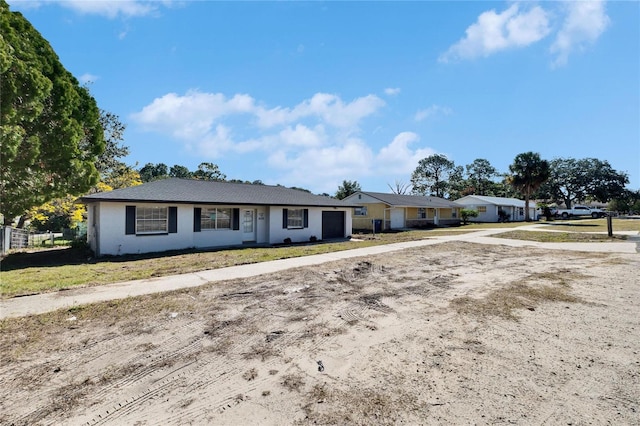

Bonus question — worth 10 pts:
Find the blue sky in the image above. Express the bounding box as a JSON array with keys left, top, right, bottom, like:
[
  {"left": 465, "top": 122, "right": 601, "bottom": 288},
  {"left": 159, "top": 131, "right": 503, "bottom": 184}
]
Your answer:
[{"left": 9, "top": 0, "right": 640, "bottom": 194}]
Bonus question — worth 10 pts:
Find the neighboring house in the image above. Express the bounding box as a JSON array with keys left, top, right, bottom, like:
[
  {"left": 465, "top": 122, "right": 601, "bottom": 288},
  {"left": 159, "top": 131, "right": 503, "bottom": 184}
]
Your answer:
[
  {"left": 454, "top": 195, "right": 536, "bottom": 222},
  {"left": 79, "top": 179, "right": 358, "bottom": 256},
  {"left": 342, "top": 191, "right": 461, "bottom": 231}
]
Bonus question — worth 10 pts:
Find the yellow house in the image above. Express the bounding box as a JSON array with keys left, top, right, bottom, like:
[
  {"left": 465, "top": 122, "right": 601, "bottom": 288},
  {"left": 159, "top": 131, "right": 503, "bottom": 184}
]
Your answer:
[{"left": 342, "top": 191, "right": 461, "bottom": 231}]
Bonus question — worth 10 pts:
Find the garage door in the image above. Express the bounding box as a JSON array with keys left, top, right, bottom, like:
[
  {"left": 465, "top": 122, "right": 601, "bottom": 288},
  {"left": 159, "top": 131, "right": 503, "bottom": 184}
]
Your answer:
[{"left": 322, "top": 211, "right": 345, "bottom": 239}]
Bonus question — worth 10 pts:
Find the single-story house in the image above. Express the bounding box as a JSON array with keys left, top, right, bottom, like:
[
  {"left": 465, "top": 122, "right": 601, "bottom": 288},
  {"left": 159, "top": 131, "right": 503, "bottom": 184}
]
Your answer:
[
  {"left": 454, "top": 195, "right": 536, "bottom": 222},
  {"left": 342, "top": 191, "right": 461, "bottom": 231},
  {"left": 79, "top": 178, "right": 359, "bottom": 256}
]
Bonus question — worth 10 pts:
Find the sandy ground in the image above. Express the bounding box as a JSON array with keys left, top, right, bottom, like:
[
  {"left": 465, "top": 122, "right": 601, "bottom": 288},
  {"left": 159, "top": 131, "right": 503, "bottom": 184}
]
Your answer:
[{"left": 1, "top": 241, "right": 639, "bottom": 425}]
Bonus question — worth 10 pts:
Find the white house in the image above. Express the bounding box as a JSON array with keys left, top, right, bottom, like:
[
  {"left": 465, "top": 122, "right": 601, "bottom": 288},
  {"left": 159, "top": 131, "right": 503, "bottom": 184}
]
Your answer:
[
  {"left": 454, "top": 195, "right": 536, "bottom": 222},
  {"left": 79, "top": 179, "right": 358, "bottom": 256}
]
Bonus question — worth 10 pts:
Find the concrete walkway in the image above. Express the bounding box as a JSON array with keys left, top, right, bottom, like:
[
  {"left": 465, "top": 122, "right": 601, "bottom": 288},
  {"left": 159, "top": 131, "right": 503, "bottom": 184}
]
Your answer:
[{"left": 1, "top": 227, "right": 638, "bottom": 319}]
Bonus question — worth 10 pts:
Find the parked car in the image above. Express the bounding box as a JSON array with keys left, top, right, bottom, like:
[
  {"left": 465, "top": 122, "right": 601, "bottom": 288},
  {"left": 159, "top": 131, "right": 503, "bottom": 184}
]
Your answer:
[{"left": 554, "top": 205, "right": 607, "bottom": 219}]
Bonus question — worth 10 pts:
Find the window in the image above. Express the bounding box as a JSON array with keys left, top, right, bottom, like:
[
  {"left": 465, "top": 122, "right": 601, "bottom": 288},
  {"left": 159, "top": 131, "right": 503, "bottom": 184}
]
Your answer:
[
  {"left": 136, "top": 206, "right": 168, "bottom": 234},
  {"left": 287, "top": 208, "right": 304, "bottom": 228},
  {"left": 477, "top": 206, "right": 487, "bottom": 213},
  {"left": 417, "top": 208, "right": 426, "bottom": 219},
  {"left": 282, "top": 208, "right": 308, "bottom": 229},
  {"left": 201, "top": 207, "right": 232, "bottom": 230},
  {"left": 354, "top": 206, "right": 368, "bottom": 216}
]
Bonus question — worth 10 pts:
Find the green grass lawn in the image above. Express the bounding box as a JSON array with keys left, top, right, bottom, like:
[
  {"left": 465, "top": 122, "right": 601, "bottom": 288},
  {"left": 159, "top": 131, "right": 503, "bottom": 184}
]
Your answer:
[
  {"left": 1, "top": 229, "right": 443, "bottom": 298},
  {"left": 536, "top": 218, "right": 640, "bottom": 233}
]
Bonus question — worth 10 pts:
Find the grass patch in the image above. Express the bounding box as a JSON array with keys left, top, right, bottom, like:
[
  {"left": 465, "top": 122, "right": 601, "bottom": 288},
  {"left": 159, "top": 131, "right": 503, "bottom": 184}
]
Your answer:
[
  {"left": 458, "top": 221, "right": 536, "bottom": 229},
  {"left": 451, "top": 273, "right": 583, "bottom": 320},
  {"left": 0, "top": 289, "right": 198, "bottom": 361},
  {"left": 537, "top": 218, "right": 640, "bottom": 233},
  {"left": 492, "top": 230, "right": 628, "bottom": 243},
  {"left": 0, "top": 230, "right": 447, "bottom": 298}
]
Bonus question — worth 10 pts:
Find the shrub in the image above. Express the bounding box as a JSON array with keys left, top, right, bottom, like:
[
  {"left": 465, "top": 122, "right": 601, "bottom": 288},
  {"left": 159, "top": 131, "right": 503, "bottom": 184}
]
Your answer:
[
  {"left": 309, "top": 235, "right": 317, "bottom": 242},
  {"left": 283, "top": 237, "right": 292, "bottom": 244},
  {"left": 460, "top": 209, "right": 479, "bottom": 225}
]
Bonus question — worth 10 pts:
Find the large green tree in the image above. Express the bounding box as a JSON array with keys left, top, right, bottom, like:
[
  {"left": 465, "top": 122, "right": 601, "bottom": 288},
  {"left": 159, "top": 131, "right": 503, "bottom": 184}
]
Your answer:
[
  {"left": 335, "top": 180, "right": 361, "bottom": 199},
  {"left": 411, "top": 154, "right": 462, "bottom": 199},
  {"left": 508, "top": 152, "right": 550, "bottom": 221},
  {"left": 139, "top": 163, "right": 169, "bottom": 182},
  {"left": 465, "top": 158, "right": 498, "bottom": 196},
  {"left": 0, "top": 1, "right": 104, "bottom": 225},
  {"left": 538, "top": 158, "right": 628, "bottom": 208},
  {"left": 192, "top": 162, "right": 226, "bottom": 181}
]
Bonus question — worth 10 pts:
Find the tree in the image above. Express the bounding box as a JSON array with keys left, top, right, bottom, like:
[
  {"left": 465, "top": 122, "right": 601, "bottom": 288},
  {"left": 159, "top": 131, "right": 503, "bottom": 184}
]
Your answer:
[
  {"left": 192, "top": 162, "right": 226, "bottom": 181},
  {"left": 139, "top": 163, "right": 169, "bottom": 182},
  {"left": 95, "top": 110, "right": 128, "bottom": 177},
  {"left": 102, "top": 163, "right": 142, "bottom": 190},
  {"left": 169, "top": 165, "right": 192, "bottom": 179},
  {"left": 465, "top": 158, "right": 498, "bottom": 196},
  {"left": 335, "top": 180, "right": 361, "bottom": 199},
  {"left": 538, "top": 158, "right": 629, "bottom": 209},
  {"left": 460, "top": 208, "right": 479, "bottom": 225},
  {"left": 508, "top": 152, "right": 550, "bottom": 221},
  {"left": 28, "top": 195, "right": 85, "bottom": 232},
  {"left": 410, "top": 154, "right": 461, "bottom": 198},
  {"left": 609, "top": 189, "right": 640, "bottom": 214},
  {"left": 1, "top": 1, "right": 104, "bottom": 225},
  {"left": 388, "top": 180, "right": 411, "bottom": 195}
]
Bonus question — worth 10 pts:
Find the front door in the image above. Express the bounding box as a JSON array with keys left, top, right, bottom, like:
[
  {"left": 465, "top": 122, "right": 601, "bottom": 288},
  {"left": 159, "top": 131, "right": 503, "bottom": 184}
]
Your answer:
[{"left": 242, "top": 209, "right": 256, "bottom": 242}]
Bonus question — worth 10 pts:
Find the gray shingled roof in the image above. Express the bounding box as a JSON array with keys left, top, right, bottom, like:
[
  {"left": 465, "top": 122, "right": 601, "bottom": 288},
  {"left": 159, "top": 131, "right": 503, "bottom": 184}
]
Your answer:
[
  {"left": 79, "top": 178, "right": 360, "bottom": 207},
  {"left": 354, "top": 191, "right": 460, "bottom": 208}
]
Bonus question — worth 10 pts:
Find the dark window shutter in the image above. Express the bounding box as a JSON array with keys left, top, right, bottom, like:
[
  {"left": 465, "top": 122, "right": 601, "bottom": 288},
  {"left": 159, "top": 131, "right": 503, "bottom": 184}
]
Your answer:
[
  {"left": 193, "top": 208, "right": 201, "bottom": 232},
  {"left": 125, "top": 206, "right": 136, "bottom": 235},
  {"left": 282, "top": 208, "right": 288, "bottom": 229},
  {"left": 303, "top": 209, "right": 309, "bottom": 228},
  {"left": 168, "top": 207, "right": 177, "bottom": 233},
  {"left": 232, "top": 208, "right": 240, "bottom": 230}
]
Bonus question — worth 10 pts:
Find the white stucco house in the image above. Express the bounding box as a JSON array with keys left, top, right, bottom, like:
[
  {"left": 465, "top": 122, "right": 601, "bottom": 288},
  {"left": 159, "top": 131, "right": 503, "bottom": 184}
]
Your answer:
[
  {"left": 79, "top": 179, "right": 358, "bottom": 256},
  {"left": 454, "top": 195, "right": 536, "bottom": 222}
]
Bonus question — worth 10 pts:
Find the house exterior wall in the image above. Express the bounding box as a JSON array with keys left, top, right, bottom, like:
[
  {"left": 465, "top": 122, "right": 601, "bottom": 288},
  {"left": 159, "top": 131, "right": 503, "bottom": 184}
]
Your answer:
[
  {"left": 96, "top": 202, "right": 195, "bottom": 255},
  {"left": 456, "top": 200, "right": 535, "bottom": 222},
  {"left": 268, "top": 207, "right": 352, "bottom": 243},
  {"left": 352, "top": 202, "right": 388, "bottom": 231},
  {"left": 90, "top": 202, "right": 351, "bottom": 256},
  {"left": 351, "top": 201, "right": 461, "bottom": 230}
]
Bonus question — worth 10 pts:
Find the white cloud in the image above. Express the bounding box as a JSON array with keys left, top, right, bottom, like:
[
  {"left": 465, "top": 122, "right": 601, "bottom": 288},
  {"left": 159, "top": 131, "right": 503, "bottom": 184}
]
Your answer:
[
  {"left": 8, "top": 0, "right": 174, "bottom": 18},
  {"left": 415, "top": 105, "right": 452, "bottom": 122},
  {"left": 267, "top": 139, "right": 375, "bottom": 193},
  {"left": 384, "top": 87, "right": 401, "bottom": 96},
  {"left": 550, "top": 0, "right": 610, "bottom": 67},
  {"left": 131, "top": 90, "right": 386, "bottom": 183},
  {"left": 131, "top": 90, "right": 255, "bottom": 139},
  {"left": 278, "top": 124, "right": 326, "bottom": 148},
  {"left": 256, "top": 93, "right": 385, "bottom": 129},
  {"left": 57, "top": 1, "right": 160, "bottom": 18},
  {"left": 78, "top": 73, "right": 99, "bottom": 84},
  {"left": 439, "top": 4, "right": 551, "bottom": 62},
  {"left": 375, "top": 132, "right": 436, "bottom": 174}
]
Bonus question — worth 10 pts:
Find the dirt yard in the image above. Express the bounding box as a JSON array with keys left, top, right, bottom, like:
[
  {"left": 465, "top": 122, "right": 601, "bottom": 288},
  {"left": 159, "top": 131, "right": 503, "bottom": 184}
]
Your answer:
[{"left": 1, "top": 241, "right": 638, "bottom": 425}]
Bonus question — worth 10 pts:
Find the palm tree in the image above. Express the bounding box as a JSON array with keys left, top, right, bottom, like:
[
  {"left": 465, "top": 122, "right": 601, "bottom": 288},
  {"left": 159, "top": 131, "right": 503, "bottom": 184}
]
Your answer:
[{"left": 508, "top": 152, "right": 550, "bottom": 221}]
